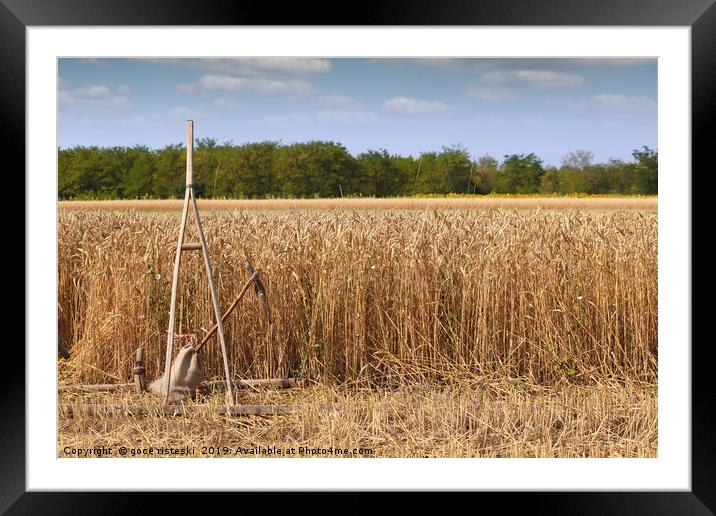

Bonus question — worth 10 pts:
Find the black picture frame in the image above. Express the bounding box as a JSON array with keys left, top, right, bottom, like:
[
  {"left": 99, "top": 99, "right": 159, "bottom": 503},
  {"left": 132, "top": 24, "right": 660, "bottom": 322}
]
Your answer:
[{"left": 6, "top": 0, "right": 714, "bottom": 512}]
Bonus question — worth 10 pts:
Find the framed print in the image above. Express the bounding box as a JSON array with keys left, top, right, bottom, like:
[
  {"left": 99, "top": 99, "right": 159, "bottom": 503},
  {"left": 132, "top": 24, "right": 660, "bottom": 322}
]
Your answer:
[{"left": 6, "top": 0, "right": 715, "bottom": 512}]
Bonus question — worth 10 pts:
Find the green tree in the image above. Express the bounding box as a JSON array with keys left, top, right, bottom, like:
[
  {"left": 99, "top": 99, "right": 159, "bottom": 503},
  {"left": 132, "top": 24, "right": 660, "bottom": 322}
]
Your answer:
[
  {"left": 494, "top": 153, "right": 545, "bottom": 194},
  {"left": 472, "top": 154, "right": 498, "bottom": 194},
  {"left": 232, "top": 141, "right": 280, "bottom": 198},
  {"left": 120, "top": 145, "right": 155, "bottom": 198},
  {"left": 57, "top": 141, "right": 657, "bottom": 199},
  {"left": 274, "top": 141, "right": 359, "bottom": 198},
  {"left": 601, "top": 159, "right": 634, "bottom": 194},
  {"left": 58, "top": 146, "right": 126, "bottom": 199},
  {"left": 152, "top": 144, "right": 184, "bottom": 198},
  {"left": 392, "top": 155, "right": 419, "bottom": 195},
  {"left": 540, "top": 166, "right": 560, "bottom": 194},
  {"left": 557, "top": 149, "right": 593, "bottom": 194},
  {"left": 414, "top": 145, "right": 472, "bottom": 194},
  {"left": 631, "top": 146, "right": 658, "bottom": 194},
  {"left": 357, "top": 149, "right": 407, "bottom": 197}
]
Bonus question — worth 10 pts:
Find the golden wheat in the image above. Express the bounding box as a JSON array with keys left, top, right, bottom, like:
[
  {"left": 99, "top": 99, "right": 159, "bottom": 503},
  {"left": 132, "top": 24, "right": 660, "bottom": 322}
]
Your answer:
[
  {"left": 58, "top": 206, "right": 657, "bottom": 387},
  {"left": 58, "top": 196, "right": 657, "bottom": 212}
]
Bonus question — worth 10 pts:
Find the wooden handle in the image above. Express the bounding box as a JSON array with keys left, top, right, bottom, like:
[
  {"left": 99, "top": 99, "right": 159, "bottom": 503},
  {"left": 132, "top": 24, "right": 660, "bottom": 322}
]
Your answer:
[
  {"left": 194, "top": 272, "right": 258, "bottom": 352},
  {"left": 186, "top": 120, "right": 194, "bottom": 187}
]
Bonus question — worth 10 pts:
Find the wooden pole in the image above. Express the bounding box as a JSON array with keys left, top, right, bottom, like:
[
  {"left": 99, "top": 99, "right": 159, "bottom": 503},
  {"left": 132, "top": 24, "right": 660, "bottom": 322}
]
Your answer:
[
  {"left": 163, "top": 120, "right": 195, "bottom": 404},
  {"left": 186, "top": 120, "right": 194, "bottom": 187},
  {"left": 163, "top": 186, "right": 190, "bottom": 403},
  {"left": 190, "top": 188, "right": 234, "bottom": 405},
  {"left": 133, "top": 347, "right": 147, "bottom": 392}
]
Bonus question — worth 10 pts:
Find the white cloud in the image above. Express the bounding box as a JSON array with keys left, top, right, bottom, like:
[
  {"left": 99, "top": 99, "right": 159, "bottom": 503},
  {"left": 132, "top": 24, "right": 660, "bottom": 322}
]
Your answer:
[
  {"left": 481, "top": 70, "right": 585, "bottom": 88},
  {"left": 214, "top": 97, "right": 241, "bottom": 108},
  {"left": 566, "top": 58, "right": 655, "bottom": 68},
  {"left": 317, "top": 94, "right": 357, "bottom": 106},
  {"left": 116, "top": 84, "right": 130, "bottom": 95},
  {"left": 466, "top": 86, "right": 511, "bottom": 102},
  {"left": 591, "top": 93, "right": 655, "bottom": 107},
  {"left": 71, "top": 85, "right": 111, "bottom": 98},
  {"left": 547, "top": 93, "right": 656, "bottom": 109},
  {"left": 163, "top": 58, "right": 333, "bottom": 97},
  {"left": 141, "top": 58, "right": 332, "bottom": 77},
  {"left": 196, "top": 74, "right": 313, "bottom": 95},
  {"left": 410, "top": 58, "right": 493, "bottom": 72},
  {"left": 411, "top": 58, "right": 654, "bottom": 72},
  {"left": 75, "top": 58, "right": 111, "bottom": 67},
  {"left": 384, "top": 96, "right": 447, "bottom": 114},
  {"left": 59, "top": 84, "right": 129, "bottom": 106}
]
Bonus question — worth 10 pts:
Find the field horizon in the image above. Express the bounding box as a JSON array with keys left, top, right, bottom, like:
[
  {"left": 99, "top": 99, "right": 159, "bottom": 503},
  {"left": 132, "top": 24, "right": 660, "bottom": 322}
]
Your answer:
[{"left": 59, "top": 195, "right": 657, "bottom": 213}]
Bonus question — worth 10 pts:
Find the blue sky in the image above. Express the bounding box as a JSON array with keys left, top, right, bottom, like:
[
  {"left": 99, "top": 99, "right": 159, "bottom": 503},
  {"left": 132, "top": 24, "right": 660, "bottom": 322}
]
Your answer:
[{"left": 58, "top": 58, "right": 657, "bottom": 166}]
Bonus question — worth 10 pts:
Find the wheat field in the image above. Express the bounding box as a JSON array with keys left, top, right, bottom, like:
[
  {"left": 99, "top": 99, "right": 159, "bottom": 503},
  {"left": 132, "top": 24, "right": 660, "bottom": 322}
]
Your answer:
[
  {"left": 58, "top": 198, "right": 658, "bottom": 458},
  {"left": 59, "top": 195, "right": 657, "bottom": 212}
]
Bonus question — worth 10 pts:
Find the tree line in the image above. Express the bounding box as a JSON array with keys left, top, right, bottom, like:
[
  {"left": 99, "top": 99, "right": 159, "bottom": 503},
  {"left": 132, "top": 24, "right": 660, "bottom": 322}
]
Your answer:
[{"left": 58, "top": 139, "right": 657, "bottom": 200}]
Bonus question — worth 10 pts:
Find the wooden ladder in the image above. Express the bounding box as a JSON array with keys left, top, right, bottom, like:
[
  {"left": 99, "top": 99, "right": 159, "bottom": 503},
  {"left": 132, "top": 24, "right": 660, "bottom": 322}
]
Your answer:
[{"left": 162, "top": 120, "right": 234, "bottom": 405}]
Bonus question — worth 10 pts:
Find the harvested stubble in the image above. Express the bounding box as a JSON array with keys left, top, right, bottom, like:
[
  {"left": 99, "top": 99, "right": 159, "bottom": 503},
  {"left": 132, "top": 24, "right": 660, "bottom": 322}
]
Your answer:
[
  {"left": 58, "top": 207, "right": 657, "bottom": 388},
  {"left": 58, "top": 379, "right": 657, "bottom": 458}
]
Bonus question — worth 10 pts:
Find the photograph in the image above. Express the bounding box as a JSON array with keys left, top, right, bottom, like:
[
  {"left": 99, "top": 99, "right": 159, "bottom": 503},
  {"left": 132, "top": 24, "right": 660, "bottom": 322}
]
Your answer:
[
  {"left": 6, "top": 4, "right": 710, "bottom": 506},
  {"left": 57, "top": 56, "right": 659, "bottom": 459}
]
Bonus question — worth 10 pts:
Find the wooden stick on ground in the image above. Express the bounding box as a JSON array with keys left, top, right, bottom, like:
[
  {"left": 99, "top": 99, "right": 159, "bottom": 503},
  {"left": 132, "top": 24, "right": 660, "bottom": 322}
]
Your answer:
[
  {"left": 58, "top": 377, "right": 298, "bottom": 393},
  {"left": 204, "top": 378, "right": 297, "bottom": 389},
  {"left": 59, "top": 383, "right": 131, "bottom": 392},
  {"left": 60, "top": 403, "right": 293, "bottom": 417}
]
